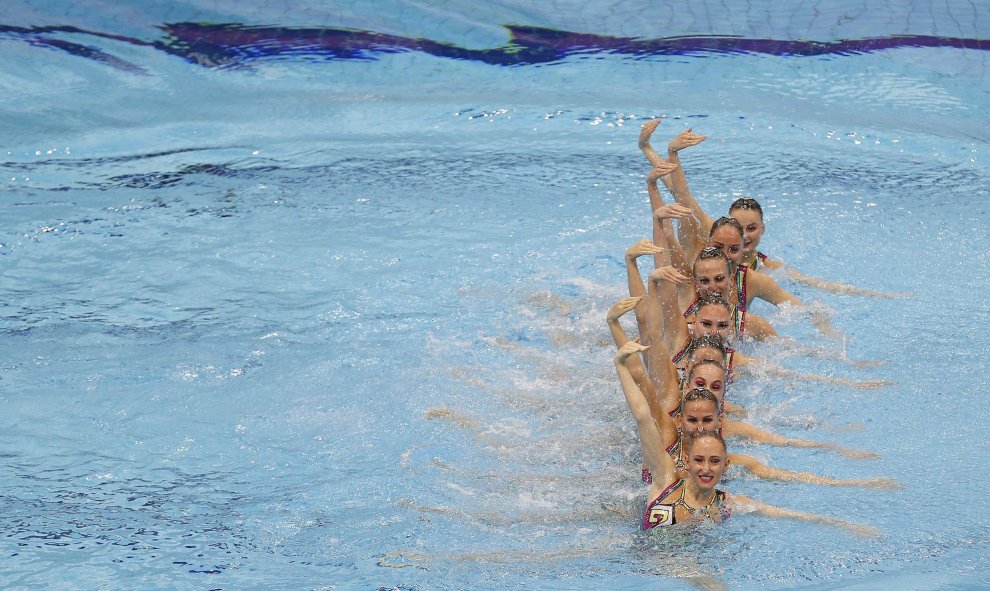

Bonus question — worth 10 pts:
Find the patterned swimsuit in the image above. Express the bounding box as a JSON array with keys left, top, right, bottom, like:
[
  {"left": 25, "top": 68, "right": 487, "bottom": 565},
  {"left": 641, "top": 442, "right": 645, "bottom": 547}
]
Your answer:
[
  {"left": 642, "top": 479, "right": 730, "bottom": 529},
  {"left": 750, "top": 250, "right": 769, "bottom": 271}
]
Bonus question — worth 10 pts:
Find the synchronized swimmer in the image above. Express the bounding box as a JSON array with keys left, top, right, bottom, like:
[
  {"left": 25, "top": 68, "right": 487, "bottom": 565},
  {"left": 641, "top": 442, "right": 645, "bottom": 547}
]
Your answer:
[
  {"left": 408, "top": 118, "right": 898, "bottom": 580},
  {"left": 610, "top": 119, "right": 900, "bottom": 542}
]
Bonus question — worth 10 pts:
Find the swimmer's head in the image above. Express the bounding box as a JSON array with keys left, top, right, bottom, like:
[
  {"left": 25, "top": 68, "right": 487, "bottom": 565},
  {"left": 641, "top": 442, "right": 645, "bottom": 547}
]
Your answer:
[
  {"left": 729, "top": 198, "right": 765, "bottom": 254},
  {"left": 693, "top": 247, "right": 731, "bottom": 299},
  {"left": 693, "top": 293, "right": 733, "bottom": 341},
  {"left": 686, "top": 359, "right": 726, "bottom": 400},
  {"left": 708, "top": 217, "right": 745, "bottom": 266},
  {"left": 684, "top": 430, "right": 729, "bottom": 490},
  {"left": 686, "top": 335, "right": 727, "bottom": 367},
  {"left": 678, "top": 387, "right": 721, "bottom": 435}
]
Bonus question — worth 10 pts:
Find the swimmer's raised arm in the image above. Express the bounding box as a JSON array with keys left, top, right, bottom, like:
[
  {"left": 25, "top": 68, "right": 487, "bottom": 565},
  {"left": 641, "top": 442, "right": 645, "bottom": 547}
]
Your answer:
[
  {"left": 606, "top": 296, "right": 640, "bottom": 350},
  {"left": 667, "top": 129, "right": 707, "bottom": 154},
  {"left": 722, "top": 420, "right": 880, "bottom": 460},
  {"left": 728, "top": 453, "right": 900, "bottom": 489},
  {"left": 651, "top": 199, "right": 694, "bottom": 275},
  {"left": 615, "top": 342, "right": 677, "bottom": 485},
  {"left": 645, "top": 160, "right": 679, "bottom": 213},
  {"left": 637, "top": 278, "right": 682, "bottom": 408},
  {"left": 666, "top": 129, "right": 712, "bottom": 257},
  {"left": 607, "top": 298, "right": 667, "bottom": 422},
  {"left": 646, "top": 164, "right": 683, "bottom": 270},
  {"left": 638, "top": 119, "right": 666, "bottom": 168},
  {"left": 625, "top": 240, "right": 662, "bottom": 336},
  {"left": 652, "top": 203, "right": 698, "bottom": 315},
  {"left": 641, "top": 122, "right": 708, "bottom": 260},
  {"left": 729, "top": 494, "right": 880, "bottom": 537},
  {"left": 649, "top": 266, "right": 692, "bottom": 355}
]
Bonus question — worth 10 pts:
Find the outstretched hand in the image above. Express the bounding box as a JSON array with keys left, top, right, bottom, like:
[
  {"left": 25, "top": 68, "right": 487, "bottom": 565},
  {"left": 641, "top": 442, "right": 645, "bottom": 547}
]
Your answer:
[
  {"left": 647, "top": 161, "right": 679, "bottom": 181},
  {"left": 650, "top": 266, "right": 690, "bottom": 285},
  {"left": 838, "top": 521, "right": 881, "bottom": 538},
  {"left": 615, "top": 339, "right": 649, "bottom": 364},
  {"left": 638, "top": 119, "right": 662, "bottom": 147},
  {"left": 668, "top": 128, "right": 707, "bottom": 153},
  {"left": 863, "top": 477, "right": 902, "bottom": 490},
  {"left": 838, "top": 447, "right": 881, "bottom": 461},
  {"left": 626, "top": 239, "right": 663, "bottom": 260},
  {"left": 654, "top": 203, "right": 694, "bottom": 221},
  {"left": 607, "top": 296, "right": 642, "bottom": 322}
]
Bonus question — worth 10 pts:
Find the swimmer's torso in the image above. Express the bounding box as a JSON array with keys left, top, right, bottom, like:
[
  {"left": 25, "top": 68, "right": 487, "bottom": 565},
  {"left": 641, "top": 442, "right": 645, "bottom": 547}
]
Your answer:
[{"left": 642, "top": 479, "right": 730, "bottom": 529}]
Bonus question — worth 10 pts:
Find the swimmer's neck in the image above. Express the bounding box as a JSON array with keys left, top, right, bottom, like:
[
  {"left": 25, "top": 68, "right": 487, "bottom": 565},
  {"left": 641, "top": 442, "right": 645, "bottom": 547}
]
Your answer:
[{"left": 685, "top": 479, "right": 717, "bottom": 507}]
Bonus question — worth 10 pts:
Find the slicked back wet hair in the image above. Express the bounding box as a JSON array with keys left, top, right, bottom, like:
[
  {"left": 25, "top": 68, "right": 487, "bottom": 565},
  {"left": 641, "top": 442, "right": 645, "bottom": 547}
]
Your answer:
[
  {"left": 694, "top": 246, "right": 731, "bottom": 274},
  {"left": 687, "top": 335, "right": 727, "bottom": 358},
  {"left": 695, "top": 292, "right": 731, "bottom": 312},
  {"left": 709, "top": 216, "right": 744, "bottom": 239},
  {"left": 687, "top": 358, "right": 726, "bottom": 382},
  {"left": 679, "top": 387, "right": 720, "bottom": 415},
  {"left": 729, "top": 197, "right": 764, "bottom": 220},
  {"left": 684, "top": 428, "right": 728, "bottom": 455}
]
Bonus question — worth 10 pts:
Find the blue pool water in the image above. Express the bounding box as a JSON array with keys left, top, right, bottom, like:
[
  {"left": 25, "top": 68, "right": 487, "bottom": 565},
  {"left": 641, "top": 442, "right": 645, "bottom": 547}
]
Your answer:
[{"left": 2, "top": 1, "right": 989, "bottom": 590}]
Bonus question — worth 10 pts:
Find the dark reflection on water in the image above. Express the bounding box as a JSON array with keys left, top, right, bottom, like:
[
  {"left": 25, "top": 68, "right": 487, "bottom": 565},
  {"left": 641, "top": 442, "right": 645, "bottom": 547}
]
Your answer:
[
  {"left": 2, "top": 22, "right": 988, "bottom": 70},
  {"left": 4, "top": 468, "right": 258, "bottom": 576}
]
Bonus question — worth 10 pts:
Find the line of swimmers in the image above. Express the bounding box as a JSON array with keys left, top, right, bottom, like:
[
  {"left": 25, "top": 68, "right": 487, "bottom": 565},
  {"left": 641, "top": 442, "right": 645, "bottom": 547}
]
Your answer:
[{"left": 611, "top": 120, "right": 901, "bottom": 535}]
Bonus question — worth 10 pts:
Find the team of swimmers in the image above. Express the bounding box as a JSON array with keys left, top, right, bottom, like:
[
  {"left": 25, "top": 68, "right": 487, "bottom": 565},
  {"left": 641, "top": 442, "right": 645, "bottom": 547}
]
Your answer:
[{"left": 610, "top": 120, "right": 898, "bottom": 535}]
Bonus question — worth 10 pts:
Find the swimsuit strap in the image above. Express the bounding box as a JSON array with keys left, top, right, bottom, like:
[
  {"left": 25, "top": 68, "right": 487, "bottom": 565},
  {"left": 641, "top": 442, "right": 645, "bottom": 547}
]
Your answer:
[
  {"left": 654, "top": 478, "right": 684, "bottom": 504},
  {"left": 683, "top": 298, "right": 700, "bottom": 319},
  {"left": 733, "top": 304, "right": 746, "bottom": 336},
  {"left": 642, "top": 479, "right": 685, "bottom": 529},
  {"left": 725, "top": 348, "right": 735, "bottom": 378},
  {"left": 734, "top": 265, "right": 748, "bottom": 312},
  {"left": 674, "top": 485, "right": 723, "bottom": 516},
  {"left": 673, "top": 346, "right": 689, "bottom": 389},
  {"left": 751, "top": 251, "right": 768, "bottom": 271},
  {"left": 665, "top": 434, "right": 687, "bottom": 471}
]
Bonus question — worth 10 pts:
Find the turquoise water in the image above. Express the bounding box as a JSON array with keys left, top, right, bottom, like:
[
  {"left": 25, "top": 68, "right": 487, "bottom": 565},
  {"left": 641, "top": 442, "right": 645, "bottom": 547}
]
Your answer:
[{"left": 2, "top": 2, "right": 989, "bottom": 590}]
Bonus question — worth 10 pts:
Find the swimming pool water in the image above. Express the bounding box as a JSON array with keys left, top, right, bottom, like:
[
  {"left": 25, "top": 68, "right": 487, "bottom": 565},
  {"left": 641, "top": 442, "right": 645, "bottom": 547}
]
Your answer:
[{"left": 2, "top": 1, "right": 989, "bottom": 590}]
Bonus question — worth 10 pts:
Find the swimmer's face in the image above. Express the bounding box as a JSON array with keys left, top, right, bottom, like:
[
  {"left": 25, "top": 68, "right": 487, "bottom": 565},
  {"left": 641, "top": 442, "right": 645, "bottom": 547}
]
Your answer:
[
  {"left": 687, "top": 364, "right": 725, "bottom": 401},
  {"left": 730, "top": 208, "right": 765, "bottom": 254},
  {"left": 708, "top": 226, "right": 744, "bottom": 266},
  {"left": 693, "top": 305, "right": 733, "bottom": 341},
  {"left": 693, "top": 259, "right": 730, "bottom": 298},
  {"left": 678, "top": 399, "right": 720, "bottom": 435},
  {"left": 686, "top": 437, "right": 728, "bottom": 491}
]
